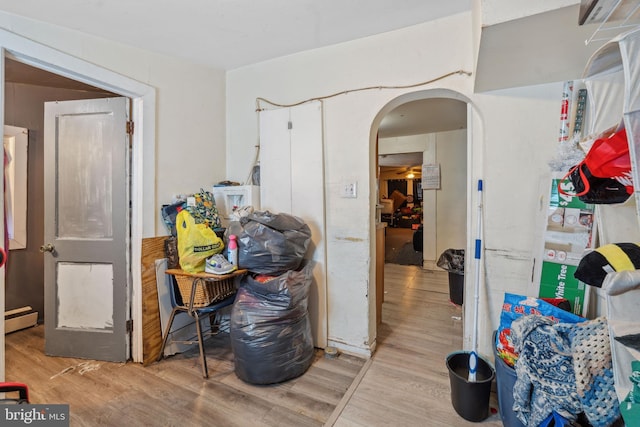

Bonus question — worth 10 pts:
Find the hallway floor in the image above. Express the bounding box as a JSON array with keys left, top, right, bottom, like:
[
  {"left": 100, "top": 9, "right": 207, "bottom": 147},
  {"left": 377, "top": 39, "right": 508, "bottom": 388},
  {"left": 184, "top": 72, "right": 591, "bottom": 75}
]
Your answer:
[{"left": 331, "top": 264, "right": 501, "bottom": 426}]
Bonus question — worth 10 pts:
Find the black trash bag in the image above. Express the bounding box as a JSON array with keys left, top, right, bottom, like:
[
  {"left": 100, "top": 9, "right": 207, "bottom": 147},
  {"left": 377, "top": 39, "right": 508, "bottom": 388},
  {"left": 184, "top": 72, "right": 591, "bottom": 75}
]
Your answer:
[
  {"left": 230, "top": 262, "right": 315, "bottom": 385},
  {"left": 437, "top": 249, "right": 465, "bottom": 274},
  {"left": 236, "top": 211, "right": 312, "bottom": 275}
]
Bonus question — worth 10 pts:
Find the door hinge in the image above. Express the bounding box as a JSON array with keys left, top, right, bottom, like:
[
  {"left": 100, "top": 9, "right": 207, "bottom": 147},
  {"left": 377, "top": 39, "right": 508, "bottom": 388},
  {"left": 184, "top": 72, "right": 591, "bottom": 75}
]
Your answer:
[
  {"left": 126, "top": 319, "right": 133, "bottom": 333},
  {"left": 126, "top": 121, "right": 134, "bottom": 135},
  {"left": 288, "top": 121, "right": 292, "bottom": 130}
]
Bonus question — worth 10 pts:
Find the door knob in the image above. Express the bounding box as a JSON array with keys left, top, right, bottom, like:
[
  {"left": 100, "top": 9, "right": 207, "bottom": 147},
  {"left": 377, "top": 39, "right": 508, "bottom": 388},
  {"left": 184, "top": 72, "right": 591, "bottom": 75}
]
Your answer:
[{"left": 39, "top": 243, "right": 55, "bottom": 253}]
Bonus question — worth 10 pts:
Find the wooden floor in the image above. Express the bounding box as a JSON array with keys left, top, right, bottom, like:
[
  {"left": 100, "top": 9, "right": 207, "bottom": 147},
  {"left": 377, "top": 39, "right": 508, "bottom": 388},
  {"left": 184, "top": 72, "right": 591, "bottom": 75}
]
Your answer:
[{"left": 5, "top": 264, "right": 502, "bottom": 426}]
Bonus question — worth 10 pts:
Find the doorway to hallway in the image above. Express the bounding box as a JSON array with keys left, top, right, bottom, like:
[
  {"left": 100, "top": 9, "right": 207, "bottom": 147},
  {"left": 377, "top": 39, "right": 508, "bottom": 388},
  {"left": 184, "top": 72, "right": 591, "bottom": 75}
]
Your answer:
[
  {"left": 372, "top": 90, "right": 473, "bottom": 343},
  {"left": 0, "top": 30, "right": 156, "bottom": 373}
]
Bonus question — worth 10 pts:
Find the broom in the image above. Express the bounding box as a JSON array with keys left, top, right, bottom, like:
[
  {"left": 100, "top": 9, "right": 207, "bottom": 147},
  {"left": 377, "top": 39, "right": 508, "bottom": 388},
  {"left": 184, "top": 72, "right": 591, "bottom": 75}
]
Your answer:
[{"left": 468, "top": 179, "right": 483, "bottom": 382}]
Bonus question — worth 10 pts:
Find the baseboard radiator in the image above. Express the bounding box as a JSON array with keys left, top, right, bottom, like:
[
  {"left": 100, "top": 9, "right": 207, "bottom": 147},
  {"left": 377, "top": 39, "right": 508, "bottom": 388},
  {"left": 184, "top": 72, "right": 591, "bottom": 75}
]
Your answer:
[{"left": 5, "top": 306, "right": 38, "bottom": 334}]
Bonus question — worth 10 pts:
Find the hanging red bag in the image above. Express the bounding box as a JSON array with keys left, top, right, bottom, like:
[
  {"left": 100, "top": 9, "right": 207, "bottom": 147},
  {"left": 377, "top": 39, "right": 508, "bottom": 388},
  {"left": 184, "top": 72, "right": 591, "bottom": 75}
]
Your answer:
[
  {"left": 585, "top": 128, "right": 631, "bottom": 178},
  {"left": 560, "top": 127, "right": 633, "bottom": 204}
]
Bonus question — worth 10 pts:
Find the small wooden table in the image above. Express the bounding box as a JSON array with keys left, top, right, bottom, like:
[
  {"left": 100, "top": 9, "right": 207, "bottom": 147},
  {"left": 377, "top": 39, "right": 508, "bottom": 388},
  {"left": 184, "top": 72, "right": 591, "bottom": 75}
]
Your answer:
[{"left": 164, "top": 268, "right": 247, "bottom": 280}]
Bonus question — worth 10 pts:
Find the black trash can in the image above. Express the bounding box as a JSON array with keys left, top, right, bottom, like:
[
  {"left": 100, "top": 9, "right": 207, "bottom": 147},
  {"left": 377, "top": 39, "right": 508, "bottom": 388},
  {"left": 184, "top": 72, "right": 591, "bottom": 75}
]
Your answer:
[
  {"left": 437, "top": 249, "right": 465, "bottom": 306},
  {"left": 412, "top": 225, "right": 423, "bottom": 252},
  {"left": 448, "top": 272, "right": 464, "bottom": 306}
]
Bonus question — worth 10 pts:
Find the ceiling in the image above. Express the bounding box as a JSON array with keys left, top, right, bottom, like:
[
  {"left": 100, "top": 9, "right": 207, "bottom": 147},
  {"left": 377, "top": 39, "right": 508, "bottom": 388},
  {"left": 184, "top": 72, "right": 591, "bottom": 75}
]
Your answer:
[
  {"left": 377, "top": 98, "right": 467, "bottom": 139},
  {"left": 379, "top": 150, "right": 431, "bottom": 178},
  {"left": 5, "top": 58, "right": 113, "bottom": 94},
  {"left": 0, "top": 0, "right": 471, "bottom": 71},
  {"left": 378, "top": 153, "right": 424, "bottom": 168}
]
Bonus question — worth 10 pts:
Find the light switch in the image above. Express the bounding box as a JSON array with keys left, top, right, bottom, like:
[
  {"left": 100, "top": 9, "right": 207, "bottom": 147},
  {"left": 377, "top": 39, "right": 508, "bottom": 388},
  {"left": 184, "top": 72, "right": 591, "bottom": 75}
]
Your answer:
[{"left": 341, "top": 182, "right": 357, "bottom": 198}]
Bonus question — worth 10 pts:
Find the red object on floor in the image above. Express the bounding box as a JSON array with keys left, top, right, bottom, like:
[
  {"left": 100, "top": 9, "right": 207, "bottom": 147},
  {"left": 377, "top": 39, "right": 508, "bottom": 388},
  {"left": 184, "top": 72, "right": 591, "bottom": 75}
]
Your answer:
[{"left": 0, "top": 382, "right": 29, "bottom": 403}]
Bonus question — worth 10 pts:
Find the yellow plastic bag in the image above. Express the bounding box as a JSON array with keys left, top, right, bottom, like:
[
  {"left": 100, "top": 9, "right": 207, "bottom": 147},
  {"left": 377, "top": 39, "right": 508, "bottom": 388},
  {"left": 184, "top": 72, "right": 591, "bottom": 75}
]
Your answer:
[{"left": 176, "top": 209, "right": 224, "bottom": 273}]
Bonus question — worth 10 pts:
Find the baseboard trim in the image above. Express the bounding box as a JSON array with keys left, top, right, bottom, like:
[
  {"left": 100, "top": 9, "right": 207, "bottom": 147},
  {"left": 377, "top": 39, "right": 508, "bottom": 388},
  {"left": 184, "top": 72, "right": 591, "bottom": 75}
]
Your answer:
[
  {"left": 423, "top": 260, "right": 438, "bottom": 270},
  {"left": 327, "top": 340, "right": 373, "bottom": 358},
  {"left": 5, "top": 308, "right": 38, "bottom": 334}
]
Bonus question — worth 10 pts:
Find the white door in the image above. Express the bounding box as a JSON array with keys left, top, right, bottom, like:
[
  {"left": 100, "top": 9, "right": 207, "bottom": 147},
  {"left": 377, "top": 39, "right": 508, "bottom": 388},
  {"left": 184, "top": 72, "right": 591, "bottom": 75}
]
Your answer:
[
  {"left": 259, "top": 101, "right": 328, "bottom": 348},
  {"left": 43, "top": 97, "right": 130, "bottom": 362}
]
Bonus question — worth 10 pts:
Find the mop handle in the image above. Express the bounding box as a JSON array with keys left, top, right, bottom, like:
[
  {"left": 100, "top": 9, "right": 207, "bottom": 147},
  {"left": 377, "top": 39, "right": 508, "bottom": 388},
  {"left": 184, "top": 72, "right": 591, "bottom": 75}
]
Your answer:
[{"left": 469, "top": 179, "right": 483, "bottom": 382}]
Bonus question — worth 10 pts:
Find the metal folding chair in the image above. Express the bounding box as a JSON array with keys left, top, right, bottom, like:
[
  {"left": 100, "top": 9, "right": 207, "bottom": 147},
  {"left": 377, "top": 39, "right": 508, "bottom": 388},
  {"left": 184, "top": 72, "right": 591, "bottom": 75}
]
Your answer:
[{"left": 157, "top": 269, "right": 244, "bottom": 378}]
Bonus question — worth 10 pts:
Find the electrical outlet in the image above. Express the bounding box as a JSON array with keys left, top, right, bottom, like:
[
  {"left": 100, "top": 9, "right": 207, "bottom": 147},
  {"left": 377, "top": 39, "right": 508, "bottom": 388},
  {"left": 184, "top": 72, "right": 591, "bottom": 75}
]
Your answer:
[{"left": 341, "top": 182, "right": 357, "bottom": 198}]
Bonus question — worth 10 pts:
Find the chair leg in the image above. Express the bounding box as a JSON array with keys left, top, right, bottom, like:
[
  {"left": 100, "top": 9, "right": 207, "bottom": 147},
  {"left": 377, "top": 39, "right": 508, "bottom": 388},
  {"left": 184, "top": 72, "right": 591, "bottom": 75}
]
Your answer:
[
  {"left": 157, "top": 308, "right": 180, "bottom": 361},
  {"left": 209, "top": 312, "right": 221, "bottom": 334},
  {"left": 194, "top": 312, "right": 209, "bottom": 379}
]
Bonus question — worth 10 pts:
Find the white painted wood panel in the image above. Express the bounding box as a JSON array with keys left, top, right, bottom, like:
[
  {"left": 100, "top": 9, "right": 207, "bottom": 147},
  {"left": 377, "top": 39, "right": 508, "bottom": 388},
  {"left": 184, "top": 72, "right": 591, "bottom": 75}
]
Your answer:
[
  {"left": 260, "top": 107, "right": 292, "bottom": 213},
  {"left": 259, "top": 101, "right": 328, "bottom": 348},
  {"left": 57, "top": 263, "right": 113, "bottom": 329}
]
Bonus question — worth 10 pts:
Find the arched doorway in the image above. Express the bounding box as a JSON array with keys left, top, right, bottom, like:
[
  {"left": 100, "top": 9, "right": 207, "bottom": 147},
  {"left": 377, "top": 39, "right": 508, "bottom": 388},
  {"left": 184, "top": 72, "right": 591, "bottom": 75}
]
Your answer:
[{"left": 370, "top": 88, "right": 480, "bottom": 349}]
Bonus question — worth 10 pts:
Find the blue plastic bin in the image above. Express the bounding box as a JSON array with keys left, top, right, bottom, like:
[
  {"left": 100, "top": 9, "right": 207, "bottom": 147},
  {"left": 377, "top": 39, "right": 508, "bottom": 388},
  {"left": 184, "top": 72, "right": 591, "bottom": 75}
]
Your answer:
[{"left": 493, "top": 331, "right": 525, "bottom": 427}]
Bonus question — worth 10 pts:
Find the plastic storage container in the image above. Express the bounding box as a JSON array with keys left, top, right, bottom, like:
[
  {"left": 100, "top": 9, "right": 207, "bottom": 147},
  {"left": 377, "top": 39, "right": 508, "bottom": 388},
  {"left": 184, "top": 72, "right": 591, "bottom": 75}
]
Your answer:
[
  {"left": 493, "top": 331, "right": 525, "bottom": 427},
  {"left": 228, "top": 234, "right": 238, "bottom": 267},
  {"left": 446, "top": 351, "right": 495, "bottom": 422}
]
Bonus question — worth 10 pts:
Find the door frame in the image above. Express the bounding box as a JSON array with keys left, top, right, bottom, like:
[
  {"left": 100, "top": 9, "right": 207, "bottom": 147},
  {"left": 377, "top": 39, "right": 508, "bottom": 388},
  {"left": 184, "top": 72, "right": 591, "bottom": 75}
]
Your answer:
[
  {"left": 369, "top": 88, "right": 481, "bottom": 349},
  {"left": 0, "top": 29, "right": 156, "bottom": 378}
]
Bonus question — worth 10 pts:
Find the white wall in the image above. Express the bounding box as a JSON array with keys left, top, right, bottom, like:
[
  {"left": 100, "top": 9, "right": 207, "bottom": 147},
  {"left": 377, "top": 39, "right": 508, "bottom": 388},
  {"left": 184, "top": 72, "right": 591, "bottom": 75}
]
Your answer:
[
  {"left": 435, "top": 130, "right": 467, "bottom": 259},
  {"left": 227, "top": 11, "right": 564, "bottom": 358},
  {"left": 0, "top": 12, "right": 227, "bottom": 236},
  {"left": 471, "top": 83, "right": 563, "bottom": 354}
]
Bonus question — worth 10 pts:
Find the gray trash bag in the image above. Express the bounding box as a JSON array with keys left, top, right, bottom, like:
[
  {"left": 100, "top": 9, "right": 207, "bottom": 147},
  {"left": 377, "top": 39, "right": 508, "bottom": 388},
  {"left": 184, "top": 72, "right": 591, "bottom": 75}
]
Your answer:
[
  {"left": 437, "top": 249, "right": 465, "bottom": 274},
  {"left": 230, "top": 262, "right": 315, "bottom": 385},
  {"left": 236, "top": 210, "right": 312, "bottom": 275}
]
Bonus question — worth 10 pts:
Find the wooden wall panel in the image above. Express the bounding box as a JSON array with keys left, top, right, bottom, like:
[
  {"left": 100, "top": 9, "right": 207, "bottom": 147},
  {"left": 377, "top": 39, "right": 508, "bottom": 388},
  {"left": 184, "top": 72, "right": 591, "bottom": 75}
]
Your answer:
[{"left": 141, "top": 236, "right": 166, "bottom": 366}]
